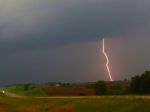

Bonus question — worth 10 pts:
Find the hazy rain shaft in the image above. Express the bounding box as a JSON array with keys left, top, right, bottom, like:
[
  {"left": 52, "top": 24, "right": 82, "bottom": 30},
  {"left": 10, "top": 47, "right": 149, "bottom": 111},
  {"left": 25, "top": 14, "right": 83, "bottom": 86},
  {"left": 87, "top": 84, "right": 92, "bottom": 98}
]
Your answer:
[{"left": 0, "top": 0, "right": 150, "bottom": 84}]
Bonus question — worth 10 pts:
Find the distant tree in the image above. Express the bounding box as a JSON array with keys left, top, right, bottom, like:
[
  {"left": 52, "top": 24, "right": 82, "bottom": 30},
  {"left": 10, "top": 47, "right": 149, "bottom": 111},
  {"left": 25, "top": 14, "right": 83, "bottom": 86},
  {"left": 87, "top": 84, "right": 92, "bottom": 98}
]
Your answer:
[
  {"left": 61, "top": 83, "right": 71, "bottom": 87},
  {"left": 130, "top": 71, "right": 150, "bottom": 94},
  {"left": 94, "top": 81, "right": 107, "bottom": 95},
  {"left": 139, "top": 71, "right": 150, "bottom": 94},
  {"left": 24, "top": 83, "right": 35, "bottom": 91},
  {"left": 24, "top": 84, "right": 31, "bottom": 91},
  {"left": 130, "top": 75, "right": 141, "bottom": 94}
]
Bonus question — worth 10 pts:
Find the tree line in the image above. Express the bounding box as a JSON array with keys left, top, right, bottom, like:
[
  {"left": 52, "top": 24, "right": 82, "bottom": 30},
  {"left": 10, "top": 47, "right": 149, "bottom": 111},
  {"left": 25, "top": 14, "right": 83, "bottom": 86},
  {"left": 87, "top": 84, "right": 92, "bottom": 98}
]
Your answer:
[{"left": 92, "top": 71, "right": 150, "bottom": 95}]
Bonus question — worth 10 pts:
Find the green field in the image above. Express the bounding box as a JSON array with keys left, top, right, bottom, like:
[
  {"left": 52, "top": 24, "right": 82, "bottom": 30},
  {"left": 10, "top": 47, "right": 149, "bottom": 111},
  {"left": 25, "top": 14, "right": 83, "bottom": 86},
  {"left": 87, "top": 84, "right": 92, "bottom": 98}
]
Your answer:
[
  {"left": 2, "top": 84, "right": 47, "bottom": 96},
  {"left": 0, "top": 95, "right": 150, "bottom": 112}
]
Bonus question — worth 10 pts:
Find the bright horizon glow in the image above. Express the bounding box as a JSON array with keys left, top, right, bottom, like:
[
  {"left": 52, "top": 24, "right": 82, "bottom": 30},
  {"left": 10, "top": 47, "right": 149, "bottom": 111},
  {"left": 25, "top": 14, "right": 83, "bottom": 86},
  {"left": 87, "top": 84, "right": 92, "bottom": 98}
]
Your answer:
[{"left": 102, "top": 38, "right": 113, "bottom": 81}]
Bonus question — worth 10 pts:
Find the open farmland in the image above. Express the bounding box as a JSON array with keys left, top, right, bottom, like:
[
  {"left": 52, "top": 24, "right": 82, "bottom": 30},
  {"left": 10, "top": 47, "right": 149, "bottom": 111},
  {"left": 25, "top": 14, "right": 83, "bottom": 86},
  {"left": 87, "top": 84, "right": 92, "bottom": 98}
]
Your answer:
[
  {"left": 43, "top": 86, "right": 95, "bottom": 96},
  {"left": 0, "top": 95, "right": 150, "bottom": 112}
]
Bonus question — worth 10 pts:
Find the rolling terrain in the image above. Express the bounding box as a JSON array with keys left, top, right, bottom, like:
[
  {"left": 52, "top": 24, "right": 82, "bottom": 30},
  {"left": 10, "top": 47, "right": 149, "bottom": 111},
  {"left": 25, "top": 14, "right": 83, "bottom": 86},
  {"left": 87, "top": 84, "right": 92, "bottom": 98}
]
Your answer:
[{"left": 0, "top": 81, "right": 149, "bottom": 112}]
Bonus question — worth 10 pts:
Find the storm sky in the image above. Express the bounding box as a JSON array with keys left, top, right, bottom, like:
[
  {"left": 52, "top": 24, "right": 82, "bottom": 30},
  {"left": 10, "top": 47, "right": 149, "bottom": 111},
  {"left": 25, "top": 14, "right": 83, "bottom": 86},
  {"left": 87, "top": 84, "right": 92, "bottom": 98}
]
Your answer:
[{"left": 0, "top": 0, "right": 150, "bottom": 84}]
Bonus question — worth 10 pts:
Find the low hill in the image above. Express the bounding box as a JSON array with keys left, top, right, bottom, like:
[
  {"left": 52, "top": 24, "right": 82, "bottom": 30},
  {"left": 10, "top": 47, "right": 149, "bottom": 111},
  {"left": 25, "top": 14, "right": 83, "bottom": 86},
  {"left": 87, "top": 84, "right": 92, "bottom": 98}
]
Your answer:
[{"left": 2, "top": 84, "right": 47, "bottom": 96}]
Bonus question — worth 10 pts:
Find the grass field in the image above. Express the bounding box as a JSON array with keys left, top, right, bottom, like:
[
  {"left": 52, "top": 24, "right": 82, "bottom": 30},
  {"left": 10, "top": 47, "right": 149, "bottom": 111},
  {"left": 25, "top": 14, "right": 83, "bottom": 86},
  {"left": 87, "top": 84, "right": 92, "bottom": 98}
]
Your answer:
[
  {"left": 2, "top": 85, "right": 47, "bottom": 96},
  {"left": 0, "top": 95, "right": 150, "bottom": 112}
]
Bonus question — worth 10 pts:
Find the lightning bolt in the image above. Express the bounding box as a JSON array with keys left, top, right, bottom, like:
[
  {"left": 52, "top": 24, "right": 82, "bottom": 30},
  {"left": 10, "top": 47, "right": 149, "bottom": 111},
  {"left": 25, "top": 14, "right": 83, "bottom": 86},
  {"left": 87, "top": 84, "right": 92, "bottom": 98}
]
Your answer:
[{"left": 102, "top": 38, "right": 113, "bottom": 81}]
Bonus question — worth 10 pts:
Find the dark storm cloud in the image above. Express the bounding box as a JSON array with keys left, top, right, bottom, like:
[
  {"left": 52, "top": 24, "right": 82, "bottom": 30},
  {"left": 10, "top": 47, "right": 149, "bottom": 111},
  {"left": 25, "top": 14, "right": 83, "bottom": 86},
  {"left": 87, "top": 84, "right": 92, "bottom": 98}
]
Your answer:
[
  {"left": 0, "top": 0, "right": 150, "bottom": 54},
  {"left": 0, "top": 0, "right": 150, "bottom": 84}
]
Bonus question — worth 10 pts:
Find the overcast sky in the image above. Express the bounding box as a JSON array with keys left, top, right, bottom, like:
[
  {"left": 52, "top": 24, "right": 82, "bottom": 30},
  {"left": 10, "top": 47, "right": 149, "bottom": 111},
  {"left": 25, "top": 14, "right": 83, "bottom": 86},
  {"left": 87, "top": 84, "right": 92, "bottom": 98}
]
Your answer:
[{"left": 0, "top": 0, "right": 150, "bottom": 84}]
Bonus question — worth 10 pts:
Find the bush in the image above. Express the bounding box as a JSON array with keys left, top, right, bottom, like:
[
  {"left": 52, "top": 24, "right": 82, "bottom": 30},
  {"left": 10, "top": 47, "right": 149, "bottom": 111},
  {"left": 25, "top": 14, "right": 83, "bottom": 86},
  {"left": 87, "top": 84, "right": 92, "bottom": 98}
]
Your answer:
[{"left": 94, "top": 81, "right": 107, "bottom": 95}]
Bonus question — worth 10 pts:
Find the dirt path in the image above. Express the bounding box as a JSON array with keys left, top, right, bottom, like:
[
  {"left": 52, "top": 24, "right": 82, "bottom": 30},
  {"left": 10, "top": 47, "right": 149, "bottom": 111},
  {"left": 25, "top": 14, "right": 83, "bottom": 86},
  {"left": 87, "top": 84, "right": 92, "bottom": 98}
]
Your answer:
[{"left": 0, "top": 90, "right": 23, "bottom": 98}]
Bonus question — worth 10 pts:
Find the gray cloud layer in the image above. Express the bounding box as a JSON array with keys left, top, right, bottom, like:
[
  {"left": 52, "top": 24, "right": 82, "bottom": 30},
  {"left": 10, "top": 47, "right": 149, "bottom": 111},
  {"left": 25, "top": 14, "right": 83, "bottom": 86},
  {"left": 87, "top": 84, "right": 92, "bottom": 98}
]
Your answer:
[
  {"left": 0, "top": 0, "right": 150, "bottom": 84},
  {"left": 0, "top": 0, "right": 150, "bottom": 54}
]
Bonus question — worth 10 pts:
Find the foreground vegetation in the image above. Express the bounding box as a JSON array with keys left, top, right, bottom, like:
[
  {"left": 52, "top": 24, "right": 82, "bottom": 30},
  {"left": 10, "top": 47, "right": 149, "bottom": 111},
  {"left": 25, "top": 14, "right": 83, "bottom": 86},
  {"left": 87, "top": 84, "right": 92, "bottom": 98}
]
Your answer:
[{"left": 0, "top": 95, "right": 150, "bottom": 112}]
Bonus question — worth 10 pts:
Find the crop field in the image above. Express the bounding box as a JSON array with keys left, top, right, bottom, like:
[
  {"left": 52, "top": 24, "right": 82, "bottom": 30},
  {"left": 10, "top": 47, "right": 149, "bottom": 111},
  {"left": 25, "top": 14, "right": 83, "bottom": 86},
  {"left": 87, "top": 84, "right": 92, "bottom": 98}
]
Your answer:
[{"left": 0, "top": 95, "right": 150, "bottom": 112}]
